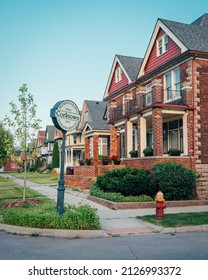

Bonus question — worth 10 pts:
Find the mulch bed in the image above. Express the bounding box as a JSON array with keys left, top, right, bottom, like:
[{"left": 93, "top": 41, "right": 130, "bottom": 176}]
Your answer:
[{"left": 2, "top": 199, "right": 43, "bottom": 208}]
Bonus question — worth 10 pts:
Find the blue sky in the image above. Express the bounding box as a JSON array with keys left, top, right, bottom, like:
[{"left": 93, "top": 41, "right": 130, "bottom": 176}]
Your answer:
[{"left": 0, "top": 0, "right": 207, "bottom": 130}]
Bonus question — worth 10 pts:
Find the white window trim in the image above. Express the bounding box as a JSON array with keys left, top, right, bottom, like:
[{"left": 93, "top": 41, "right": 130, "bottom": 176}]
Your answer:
[
  {"left": 164, "top": 68, "right": 181, "bottom": 103},
  {"left": 115, "top": 67, "right": 122, "bottom": 83},
  {"left": 157, "top": 34, "right": 168, "bottom": 57}
]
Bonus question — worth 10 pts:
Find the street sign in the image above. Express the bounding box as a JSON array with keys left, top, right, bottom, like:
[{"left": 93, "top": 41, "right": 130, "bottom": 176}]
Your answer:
[
  {"left": 50, "top": 100, "right": 80, "bottom": 215},
  {"left": 50, "top": 100, "right": 80, "bottom": 132}
]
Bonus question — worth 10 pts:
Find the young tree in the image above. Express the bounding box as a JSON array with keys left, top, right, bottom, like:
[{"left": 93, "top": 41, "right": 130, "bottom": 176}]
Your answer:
[
  {"left": 52, "top": 141, "right": 60, "bottom": 168},
  {"left": 4, "top": 84, "right": 41, "bottom": 200},
  {"left": 0, "top": 122, "right": 14, "bottom": 168}
]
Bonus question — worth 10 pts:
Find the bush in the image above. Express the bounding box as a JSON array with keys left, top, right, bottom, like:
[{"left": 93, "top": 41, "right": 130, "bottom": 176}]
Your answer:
[
  {"left": 96, "top": 168, "right": 152, "bottom": 196},
  {"left": 90, "top": 184, "right": 153, "bottom": 202},
  {"left": 1, "top": 203, "right": 100, "bottom": 230},
  {"left": 52, "top": 141, "right": 59, "bottom": 169},
  {"left": 152, "top": 162, "right": 197, "bottom": 200}
]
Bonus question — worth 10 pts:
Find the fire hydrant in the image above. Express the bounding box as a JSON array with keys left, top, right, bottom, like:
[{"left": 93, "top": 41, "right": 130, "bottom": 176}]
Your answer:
[{"left": 155, "top": 191, "right": 166, "bottom": 220}]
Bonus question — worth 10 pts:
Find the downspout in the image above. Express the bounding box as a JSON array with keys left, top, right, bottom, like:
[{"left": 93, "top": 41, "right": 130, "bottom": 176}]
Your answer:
[{"left": 192, "top": 56, "right": 196, "bottom": 162}]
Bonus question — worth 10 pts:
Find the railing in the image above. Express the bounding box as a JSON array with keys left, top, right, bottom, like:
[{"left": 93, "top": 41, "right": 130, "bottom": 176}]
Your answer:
[
  {"left": 142, "top": 91, "right": 153, "bottom": 107},
  {"left": 126, "top": 98, "right": 139, "bottom": 115},
  {"left": 164, "top": 90, "right": 183, "bottom": 104},
  {"left": 109, "top": 104, "right": 124, "bottom": 121},
  {"left": 109, "top": 89, "right": 187, "bottom": 122}
]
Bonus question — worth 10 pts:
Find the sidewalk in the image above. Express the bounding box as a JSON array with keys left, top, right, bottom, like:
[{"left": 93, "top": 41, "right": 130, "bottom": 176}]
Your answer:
[{"left": 1, "top": 173, "right": 208, "bottom": 238}]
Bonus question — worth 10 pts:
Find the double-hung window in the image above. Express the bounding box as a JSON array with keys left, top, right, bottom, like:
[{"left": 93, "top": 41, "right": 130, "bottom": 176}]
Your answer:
[
  {"left": 157, "top": 34, "right": 169, "bottom": 56},
  {"left": 164, "top": 68, "right": 181, "bottom": 102},
  {"left": 115, "top": 67, "right": 122, "bottom": 83}
]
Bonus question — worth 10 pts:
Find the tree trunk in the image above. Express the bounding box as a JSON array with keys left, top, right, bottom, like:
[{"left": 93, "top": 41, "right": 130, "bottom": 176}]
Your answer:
[{"left": 23, "top": 150, "right": 27, "bottom": 201}]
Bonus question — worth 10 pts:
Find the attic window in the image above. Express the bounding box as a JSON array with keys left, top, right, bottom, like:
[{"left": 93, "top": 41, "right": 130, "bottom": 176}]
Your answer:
[
  {"left": 157, "top": 34, "right": 169, "bottom": 56},
  {"left": 115, "top": 67, "right": 122, "bottom": 83}
]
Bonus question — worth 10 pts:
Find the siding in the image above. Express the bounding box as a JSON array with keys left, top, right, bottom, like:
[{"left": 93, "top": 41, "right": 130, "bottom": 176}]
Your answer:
[
  {"left": 145, "top": 29, "right": 181, "bottom": 73},
  {"left": 109, "top": 62, "right": 129, "bottom": 94}
]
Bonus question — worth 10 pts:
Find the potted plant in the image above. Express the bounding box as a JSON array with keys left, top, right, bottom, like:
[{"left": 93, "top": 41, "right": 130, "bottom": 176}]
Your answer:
[
  {"left": 143, "top": 147, "right": 153, "bottom": 157},
  {"left": 101, "top": 156, "right": 110, "bottom": 165},
  {"left": 78, "top": 159, "right": 85, "bottom": 166},
  {"left": 168, "top": 148, "right": 181, "bottom": 156},
  {"left": 110, "top": 155, "right": 121, "bottom": 165},
  {"left": 85, "top": 158, "right": 92, "bottom": 166},
  {"left": 129, "top": 150, "right": 138, "bottom": 158}
]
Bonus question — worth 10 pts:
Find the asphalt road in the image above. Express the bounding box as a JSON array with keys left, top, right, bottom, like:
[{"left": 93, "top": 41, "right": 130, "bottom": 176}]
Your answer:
[{"left": 0, "top": 231, "right": 208, "bottom": 260}]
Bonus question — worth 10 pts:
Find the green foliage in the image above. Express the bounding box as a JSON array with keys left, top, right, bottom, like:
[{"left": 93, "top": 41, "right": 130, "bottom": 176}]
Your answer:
[
  {"left": 1, "top": 203, "right": 100, "bottom": 230},
  {"left": 4, "top": 84, "right": 41, "bottom": 152},
  {"left": 152, "top": 162, "right": 197, "bottom": 200},
  {"left": 52, "top": 141, "right": 59, "bottom": 168},
  {"left": 0, "top": 122, "right": 14, "bottom": 167},
  {"left": 4, "top": 84, "right": 42, "bottom": 200},
  {"left": 90, "top": 184, "right": 153, "bottom": 202},
  {"left": 35, "top": 158, "right": 42, "bottom": 170},
  {"left": 96, "top": 168, "right": 152, "bottom": 196}
]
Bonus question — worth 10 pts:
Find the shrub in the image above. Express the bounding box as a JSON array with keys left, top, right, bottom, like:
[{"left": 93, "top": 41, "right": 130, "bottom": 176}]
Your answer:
[
  {"left": 52, "top": 141, "right": 59, "bottom": 169},
  {"left": 1, "top": 203, "right": 100, "bottom": 230},
  {"left": 90, "top": 184, "right": 153, "bottom": 202},
  {"left": 96, "top": 168, "right": 152, "bottom": 196},
  {"left": 152, "top": 162, "right": 197, "bottom": 200}
]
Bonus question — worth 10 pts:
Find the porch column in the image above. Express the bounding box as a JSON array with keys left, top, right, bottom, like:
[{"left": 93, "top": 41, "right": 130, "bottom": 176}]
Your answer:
[
  {"left": 125, "top": 120, "right": 133, "bottom": 158},
  {"left": 181, "top": 82, "right": 193, "bottom": 106},
  {"left": 70, "top": 148, "right": 73, "bottom": 165},
  {"left": 152, "top": 108, "right": 163, "bottom": 156},
  {"left": 93, "top": 135, "right": 99, "bottom": 163},
  {"left": 84, "top": 137, "right": 90, "bottom": 159},
  {"left": 152, "top": 77, "right": 163, "bottom": 103},
  {"left": 186, "top": 110, "right": 194, "bottom": 155},
  {"left": 138, "top": 116, "right": 147, "bottom": 157},
  {"left": 136, "top": 86, "right": 146, "bottom": 109},
  {"left": 124, "top": 91, "right": 132, "bottom": 114},
  {"left": 110, "top": 124, "right": 118, "bottom": 156}
]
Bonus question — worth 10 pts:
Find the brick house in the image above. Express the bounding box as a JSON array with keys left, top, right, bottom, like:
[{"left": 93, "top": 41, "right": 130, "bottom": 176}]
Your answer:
[{"left": 104, "top": 14, "right": 208, "bottom": 198}]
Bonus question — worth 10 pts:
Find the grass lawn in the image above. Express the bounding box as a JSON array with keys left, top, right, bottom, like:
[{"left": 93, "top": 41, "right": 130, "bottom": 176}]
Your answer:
[
  {"left": 0, "top": 174, "right": 18, "bottom": 187},
  {"left": 138, "top": 212, "right": 208, "bottom": 227},
  {"left": 10, "top": 172, "right": 59, "bottom": 184},
  {"left": 0, "top": 187, "right": 44, "bottom": 201}
]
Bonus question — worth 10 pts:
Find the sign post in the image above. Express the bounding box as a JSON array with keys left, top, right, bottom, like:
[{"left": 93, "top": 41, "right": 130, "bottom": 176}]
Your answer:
[{"left": 50, "top": 100, "right": 80, "bottom": 214}]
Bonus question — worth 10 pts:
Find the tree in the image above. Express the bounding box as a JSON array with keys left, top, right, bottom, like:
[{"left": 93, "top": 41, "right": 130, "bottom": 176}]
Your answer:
[
  {"left": 52, "top": 141, "right": 59, "bottom": 168},
  {"left": 0, "top": 122, "right": 14, "bottom": 168},
  {"left": 4, "top": 84, "right": 41, "bottom": 200}
]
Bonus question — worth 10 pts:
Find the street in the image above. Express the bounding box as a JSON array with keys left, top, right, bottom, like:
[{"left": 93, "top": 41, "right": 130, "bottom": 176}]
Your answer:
[{"left": 0, "top": 231, "right": 208, "bottom": 260}]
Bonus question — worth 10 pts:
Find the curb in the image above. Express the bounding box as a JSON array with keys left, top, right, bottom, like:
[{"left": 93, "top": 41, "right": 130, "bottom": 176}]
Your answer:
[
  {"left": 160, "top": 224, "right": 208, "bottom": 234},
  {"left": 0, "top": 223, "right": 109, "bottom": 238},
  {"left": 1, "top": 223, "right": 208, "bottom": 238}
]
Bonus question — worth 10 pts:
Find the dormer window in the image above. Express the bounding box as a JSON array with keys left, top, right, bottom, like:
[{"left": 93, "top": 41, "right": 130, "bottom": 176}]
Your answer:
[
  {"left": 157, "top": 34, "right": 169, "bottom": 56},
  {"left": 115, "top": 67, "right": 122, "bottom": 83}
]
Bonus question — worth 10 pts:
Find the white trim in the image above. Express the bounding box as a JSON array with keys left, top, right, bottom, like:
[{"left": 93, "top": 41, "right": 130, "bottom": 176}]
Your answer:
[
  {"left": 162, "top": 110, "right": 185, "bottom": 115},
  {"left": 103, "top": 55, "right": 132, "bottom": 99},
  {"left": 126, "top": 121, "right": 133, "bottom": 157},
  {"left": 140, "top": 117, "right": 147, "bottom": 156},
  {"left": 138, "top": 19, "right": 188, "bottom": 78},
  {"left": 114, "top": 120, "right": 125, "bottom": 127},
  {"left": 129, "top": 115, "right": 138, "bottom": 122},
  {"left": 142, "top": 110, "right": 153, "bottom": 117}
]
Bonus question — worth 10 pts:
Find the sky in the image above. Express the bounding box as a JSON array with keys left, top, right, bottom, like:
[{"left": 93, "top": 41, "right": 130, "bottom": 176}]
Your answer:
[{"left": 0, "top": 0, "right": 208, "bottom": 132}]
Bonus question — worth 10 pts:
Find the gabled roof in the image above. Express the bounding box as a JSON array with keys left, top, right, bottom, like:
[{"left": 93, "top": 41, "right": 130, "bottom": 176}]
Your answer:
[
  {"left": 37, "top": 130, "right": 45, "bottom": 146},
  {"left": 45, "top": 125, "right": 56, "bottom": 143},
  {"left": 138, "top": 13, "right": 208, "bottom": 77},
  {"left": 116, "top": 55, "right": 143, "bottom": 81},
  {"left": 104, "top": 54, "right": 142, "bottom": 98},
  {"left": 160, "top": 14, "right": 208, "bottom": 52},
  {"left": 79, "top": 100, "right": 110, "bottom": 131}
]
